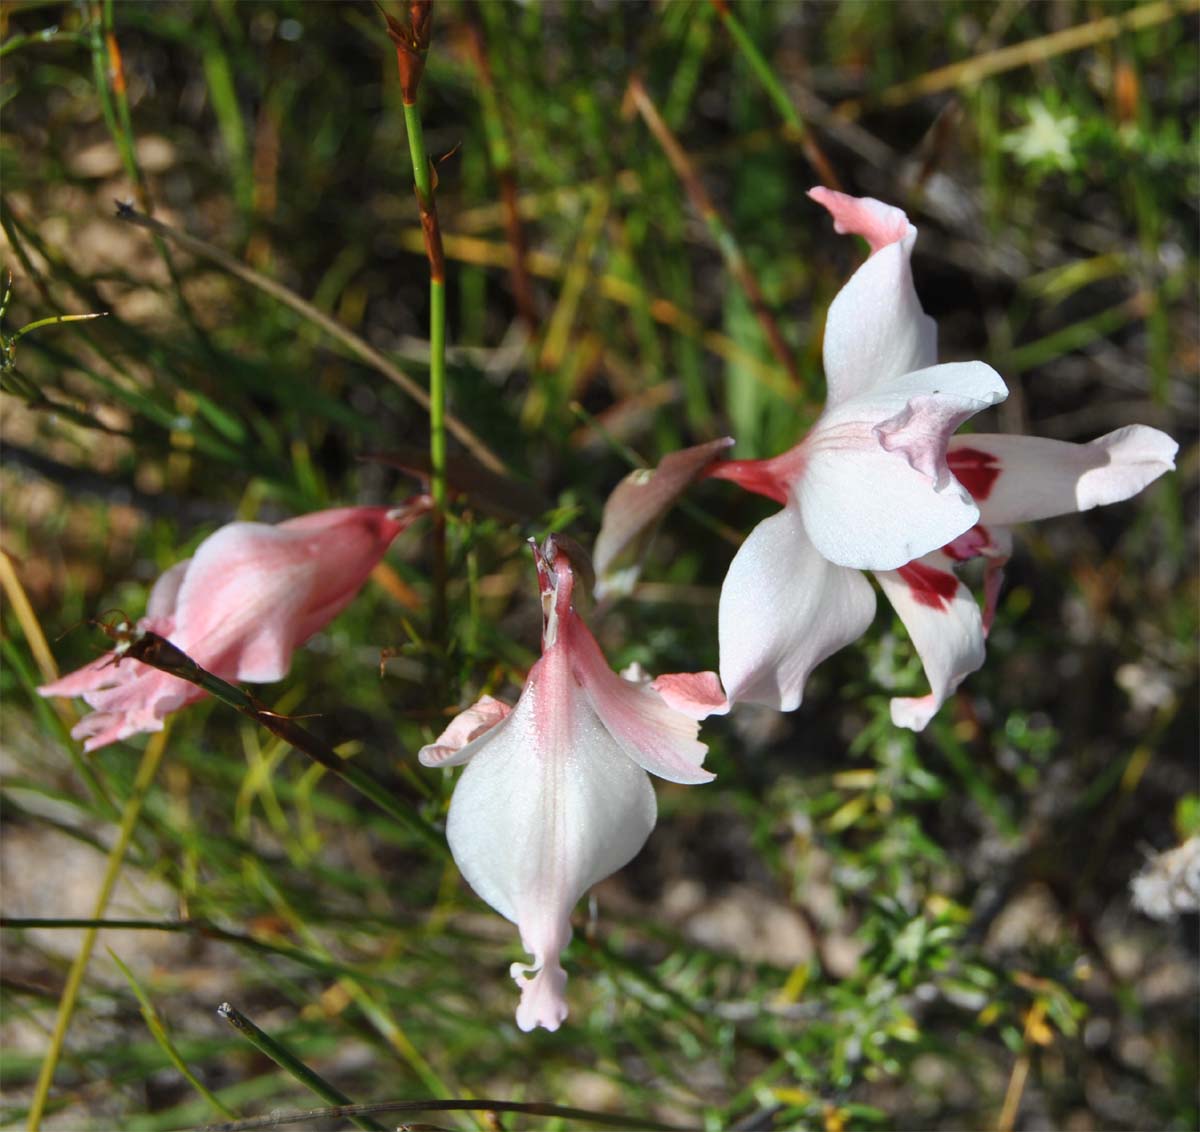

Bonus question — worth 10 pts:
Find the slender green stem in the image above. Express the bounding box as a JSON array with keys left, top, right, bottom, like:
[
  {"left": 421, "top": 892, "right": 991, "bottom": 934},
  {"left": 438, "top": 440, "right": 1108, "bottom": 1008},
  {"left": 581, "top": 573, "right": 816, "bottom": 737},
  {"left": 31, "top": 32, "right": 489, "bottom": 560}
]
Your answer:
[
  {"left": 110, "top": 950, "right": 237, "bottom": 1119},
  {"left": 402, "top": 102, "right": 434, "bottom": 204},
  {"left": 217, "top": 1003, "right": 386, "bottom": 1132},
  {"left": 712, "top": 3, "right": 839, "bottom": 187},
  {"left": 26, "top": 723, "right": 172, "bottom": 1131},
  {"left": 401, "top": 89, "right": 449, "bottom": 644}
]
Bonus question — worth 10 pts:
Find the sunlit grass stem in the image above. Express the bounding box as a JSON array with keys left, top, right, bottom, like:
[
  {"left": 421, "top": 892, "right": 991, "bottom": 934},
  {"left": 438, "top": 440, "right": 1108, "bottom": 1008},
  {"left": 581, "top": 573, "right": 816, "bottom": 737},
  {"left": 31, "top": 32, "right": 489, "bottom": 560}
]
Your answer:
[{"left": 26, "top": 723, "right": 172, "bottom": 1132}]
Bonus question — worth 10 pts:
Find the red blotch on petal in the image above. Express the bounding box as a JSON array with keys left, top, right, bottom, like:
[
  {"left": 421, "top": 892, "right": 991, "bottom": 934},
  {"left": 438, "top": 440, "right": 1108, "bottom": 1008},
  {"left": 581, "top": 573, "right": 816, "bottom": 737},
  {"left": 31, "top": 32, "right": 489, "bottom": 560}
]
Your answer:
[
  {"left": 947, "top": 447, "right": 1001, "bottom": 501},
  {"left": 898, "top": 561, "right": 958, "bottom": 611},
  {"left": 705, "top": 459, "right": 790, "bottom": 505}
]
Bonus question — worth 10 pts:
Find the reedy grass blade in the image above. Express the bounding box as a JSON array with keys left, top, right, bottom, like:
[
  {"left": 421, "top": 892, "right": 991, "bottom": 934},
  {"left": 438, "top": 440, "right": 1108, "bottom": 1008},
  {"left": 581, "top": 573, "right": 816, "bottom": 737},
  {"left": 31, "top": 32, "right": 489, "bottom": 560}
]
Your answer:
[
  {"left": 853, "top": 0, "right": 1200, "bottom": 118},
  {"left": 107, "top": 627, "right": 445, "bottom": 853},
  {"left": 108, "top": 949, "right": 238, "bottom": 1119},
  {"left": 25, "top": 722, "right": 173, "bottom": 1132},
  {"left": 196, "top": 1097, "right": 691, "bottom": 1132},
  {"left": 216, "top": 1002, "right": 387, "bottom": 1132}
]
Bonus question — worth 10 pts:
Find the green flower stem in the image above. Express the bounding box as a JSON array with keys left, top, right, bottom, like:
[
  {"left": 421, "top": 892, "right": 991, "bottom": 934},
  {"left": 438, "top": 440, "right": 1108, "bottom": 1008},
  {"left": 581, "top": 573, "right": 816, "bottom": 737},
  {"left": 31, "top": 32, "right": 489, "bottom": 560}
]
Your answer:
[
  {"left": 26, "top": 723, "right": 172, "bottom": 1132},
  {"left": 402, "top": 89, "right": 448, "bottom": 645},
  {"left": 217, "top": 1002, "right": 387, "bottom": 1132}
]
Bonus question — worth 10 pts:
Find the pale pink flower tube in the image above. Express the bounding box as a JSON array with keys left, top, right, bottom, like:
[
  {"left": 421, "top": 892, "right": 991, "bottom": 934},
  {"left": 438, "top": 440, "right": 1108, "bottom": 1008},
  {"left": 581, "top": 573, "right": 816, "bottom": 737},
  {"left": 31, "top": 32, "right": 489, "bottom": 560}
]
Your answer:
[{"left": 40, "top": 499, "right": 429, "bottom": 750}]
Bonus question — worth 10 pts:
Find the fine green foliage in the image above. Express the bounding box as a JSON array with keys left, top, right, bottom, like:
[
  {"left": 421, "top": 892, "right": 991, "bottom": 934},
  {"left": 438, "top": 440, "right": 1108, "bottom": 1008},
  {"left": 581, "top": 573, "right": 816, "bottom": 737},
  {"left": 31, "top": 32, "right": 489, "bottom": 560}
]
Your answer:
[{"left": 1, "top": 2, "right": 1196, "bottom": 1130}]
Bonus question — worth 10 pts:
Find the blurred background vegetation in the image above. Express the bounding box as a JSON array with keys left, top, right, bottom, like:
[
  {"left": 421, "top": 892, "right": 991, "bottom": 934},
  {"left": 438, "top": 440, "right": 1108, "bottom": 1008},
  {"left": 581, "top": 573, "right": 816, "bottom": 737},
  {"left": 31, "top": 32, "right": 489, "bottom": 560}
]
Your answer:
[{"left": 1, "top": 1, "right": 1196, "bottom": 1129}]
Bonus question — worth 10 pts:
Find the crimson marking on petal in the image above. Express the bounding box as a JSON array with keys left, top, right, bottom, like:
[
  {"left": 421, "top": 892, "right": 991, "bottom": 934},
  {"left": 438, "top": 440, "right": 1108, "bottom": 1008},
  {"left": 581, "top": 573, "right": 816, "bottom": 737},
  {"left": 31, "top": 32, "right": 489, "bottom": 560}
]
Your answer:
[
  {"left": 898, "top": 562, "right": 957, "bottom": 611},
  {"left": 947, "top": 447, "right": 1001, "bottom": 501},
  {"left": 705, "top": 459, "right": 790, "bottom": 505}
]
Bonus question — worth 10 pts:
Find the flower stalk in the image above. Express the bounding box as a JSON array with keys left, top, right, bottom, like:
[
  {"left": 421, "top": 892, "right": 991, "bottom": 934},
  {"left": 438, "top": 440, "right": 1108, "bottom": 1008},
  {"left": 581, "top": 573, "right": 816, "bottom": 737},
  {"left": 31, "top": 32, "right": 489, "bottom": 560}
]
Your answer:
[{"left": 384, "top": 0, "right": 449, "bottom": 643}]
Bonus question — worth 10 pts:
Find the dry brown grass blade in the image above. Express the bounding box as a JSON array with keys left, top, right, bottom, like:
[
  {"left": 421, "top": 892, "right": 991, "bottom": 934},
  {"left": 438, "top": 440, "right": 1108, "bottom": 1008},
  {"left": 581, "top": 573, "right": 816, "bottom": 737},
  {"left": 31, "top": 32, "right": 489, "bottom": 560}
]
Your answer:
[
  {"left": 114, "top": 205, "right": 507, "bottom": 475},
  {"left": 624, "top": 75, "right": 803, "bottom": 391},
  {"left": 836, "top": 0, "right": 1200, "bottom": 120},
  {"left": 392, "top": 228, "right": 794, "bottom": 400}
]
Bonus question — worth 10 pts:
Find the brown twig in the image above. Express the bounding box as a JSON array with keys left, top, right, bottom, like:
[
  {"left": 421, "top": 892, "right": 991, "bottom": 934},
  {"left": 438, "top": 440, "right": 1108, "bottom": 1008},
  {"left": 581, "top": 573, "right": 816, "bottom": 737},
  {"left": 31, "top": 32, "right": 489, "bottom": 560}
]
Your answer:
[
  {"left": 464, "top": 11, "right": 538, "bottom": 330},
  {"left": 624, "top": 75, "right": 802, "bottom": 390}
]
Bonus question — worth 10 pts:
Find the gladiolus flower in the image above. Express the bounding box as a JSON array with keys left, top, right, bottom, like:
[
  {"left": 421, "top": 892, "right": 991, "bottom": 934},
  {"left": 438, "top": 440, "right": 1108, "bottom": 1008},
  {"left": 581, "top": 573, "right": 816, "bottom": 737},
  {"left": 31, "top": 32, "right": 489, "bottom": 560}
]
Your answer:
[
  {"left": 419, "top": 535, "right": 721, "bottom": 1032},
  {"left": 39, "top": 500, "right": 429, "bottom": 750},
  {"left": 594, "top": 187, "right": 1175, "bottom": 729},
  {"left": 595, "top": 188, "right": 1007, "bottom": 711}
]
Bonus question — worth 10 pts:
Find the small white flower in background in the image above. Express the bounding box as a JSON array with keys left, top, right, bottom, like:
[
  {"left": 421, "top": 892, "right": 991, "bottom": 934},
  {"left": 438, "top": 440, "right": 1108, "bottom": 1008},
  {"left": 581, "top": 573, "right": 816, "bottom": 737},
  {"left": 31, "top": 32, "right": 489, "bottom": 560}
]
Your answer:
[
  {"left": 1002, "top": 99, "right": 1080, "bottom": 172},
  {"left": 420, "top": 535, "right": 724, "bottom": 1032},
  {"left": 1131, "top": 837, "right": 1200, "bottom": 920}
]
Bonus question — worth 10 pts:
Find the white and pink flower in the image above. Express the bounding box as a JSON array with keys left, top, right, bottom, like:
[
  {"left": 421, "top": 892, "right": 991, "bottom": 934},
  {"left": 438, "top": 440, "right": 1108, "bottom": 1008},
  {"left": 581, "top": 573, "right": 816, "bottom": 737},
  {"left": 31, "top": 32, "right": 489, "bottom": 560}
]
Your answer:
[
  {"left": 419, "top": 535, "right": 722, "bottom": 1032},
  {"left": 40, "top": 500, "right": 429, "bottom": 750},
  {"left": 593, "top": 187, "right": 1176, "bottom": 729}
]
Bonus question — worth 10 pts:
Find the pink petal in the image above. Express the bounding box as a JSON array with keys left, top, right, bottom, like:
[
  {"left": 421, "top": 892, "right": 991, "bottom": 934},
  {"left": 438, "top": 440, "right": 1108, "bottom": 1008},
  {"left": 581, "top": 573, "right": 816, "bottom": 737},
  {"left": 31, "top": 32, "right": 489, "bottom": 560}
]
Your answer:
[
  {"left": 808, "top": 186, "right": 911, "bottom": 254},
  {"left": 145, "top": 559, "right": 191, "bottom": 621},
  {"left": 798, "top": 361, "right": 1006, "bottom": 570},
  {"left": 809, "top": 188, "right": 938, "bottom": 407},
  {"left": 875, "top": 552, "right": 986, "bottom": 731},
  {"left": 650, "top": 671, "right": 729, "bottom": 720},
  {"left": 174, "top": 506, "right": 403, "bottom": 682},
  {"left": 567, "top": 615, "right": 716, "bottom": 785},
  {"left": 39, "top": 651, "right": 126, "bottom": 699},
  {"left": 418, "top": 695, "right": 513, "bottom": 767},
  {"left": 948, "top": 427, "right": 1178, "bottom": 525},
  {"left": 75, "top": 661, "right": 204, "bottom": 751},
  {"left": 593, "top": 438, "right": 734, "bottom": 600},
  {"left": 718, "top": 506, "right": 877, "bottom": 711},
  {"left": 442, "top": 647, "right": 658, "bottom": 1032}
]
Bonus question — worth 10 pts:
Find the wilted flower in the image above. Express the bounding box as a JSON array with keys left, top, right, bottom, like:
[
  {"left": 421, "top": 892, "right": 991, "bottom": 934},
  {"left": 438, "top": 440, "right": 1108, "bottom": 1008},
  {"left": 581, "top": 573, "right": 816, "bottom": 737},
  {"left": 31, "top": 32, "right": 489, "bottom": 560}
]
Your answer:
[
  {"left": 40, "top": 500, "right": 429, "bottom": 750},
  {"left": 419, "top": 535, "right": 721, "bottom": 1032}
]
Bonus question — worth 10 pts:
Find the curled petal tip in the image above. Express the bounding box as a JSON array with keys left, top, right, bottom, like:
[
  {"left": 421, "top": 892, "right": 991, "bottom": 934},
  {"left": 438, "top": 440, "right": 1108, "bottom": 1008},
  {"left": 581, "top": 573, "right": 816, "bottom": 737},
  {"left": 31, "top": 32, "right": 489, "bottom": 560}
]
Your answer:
[
  {"left": 651, "top": 671, "right": 730, "bottom": 720},
  {"left": 418, "top": 694, "right": 512, "bottom": 767},
  {"left": 512, "top": 958, "right": 569, "bottom": 1033}
]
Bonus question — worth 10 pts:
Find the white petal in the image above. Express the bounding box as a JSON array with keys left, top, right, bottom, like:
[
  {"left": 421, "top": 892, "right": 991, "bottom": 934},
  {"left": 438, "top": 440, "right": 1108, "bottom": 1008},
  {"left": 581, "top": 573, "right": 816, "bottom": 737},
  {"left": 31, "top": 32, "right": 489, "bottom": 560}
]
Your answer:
[
  {"left": 815, "top": 205, "right": 937, "bottom": 406},
  {"left": 875, "top": 552, "right": 985, "bottom": 731},
  {"left": 799, "top": 361, "right": 1007, "bottom": 570},
  {"left": 443, "top": 655, "right": 657, "bottom": 1030},
  {"left": 718, "top": 507, "right": 876, "bottom": 711},
  {"left": 949, "top": 426, "right": 1178, "bottom": 526}
]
